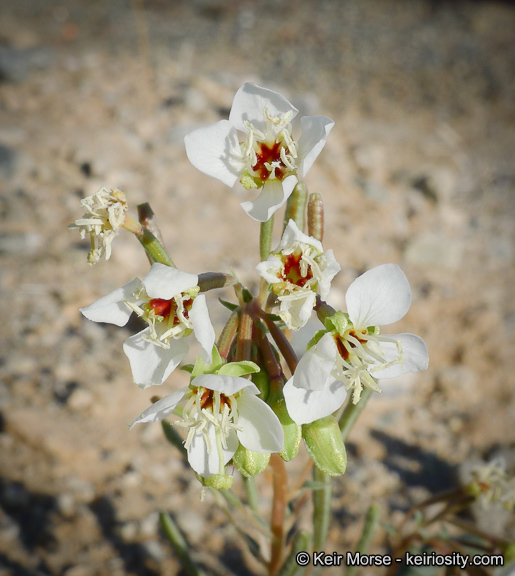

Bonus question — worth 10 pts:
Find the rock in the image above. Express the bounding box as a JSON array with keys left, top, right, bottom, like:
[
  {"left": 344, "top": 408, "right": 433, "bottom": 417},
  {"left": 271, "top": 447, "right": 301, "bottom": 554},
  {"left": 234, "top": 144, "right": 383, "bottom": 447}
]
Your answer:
[
  {"left": 57, "top": 493, "right": 76, "bottom": 519},
  {"left": 404, "top": 232, "right": 463, "bottom": 268},
  {"left": 142, "top": 540, "right": 166, "bottom": 563},
  {"left": 67, "top": 388, "right": 93, "bottom": 411}
]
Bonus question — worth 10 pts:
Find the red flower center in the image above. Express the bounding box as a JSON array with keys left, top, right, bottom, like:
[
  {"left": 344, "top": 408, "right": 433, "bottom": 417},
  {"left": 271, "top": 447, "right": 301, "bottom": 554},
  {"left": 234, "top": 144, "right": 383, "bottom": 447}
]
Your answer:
[
  {"left": 335, "top": 330, "right": 368, "bottom": 360},
  {"left": 252, "top": 141, "right": 288, "bottom": 181},
  {"left": 282, "top": 251, "right": 313, "bottom": 287},
  {"left": 149, "top": 297, "right": 192, "bottom": 325}
]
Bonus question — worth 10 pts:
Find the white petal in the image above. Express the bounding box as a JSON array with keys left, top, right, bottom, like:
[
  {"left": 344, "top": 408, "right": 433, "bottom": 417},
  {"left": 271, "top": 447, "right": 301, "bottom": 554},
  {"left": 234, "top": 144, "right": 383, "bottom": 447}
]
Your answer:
[
  {"left": 283, "top": 376, "right": 347, "bottom": 425},
  {"left": 256, "top": 254, "right": 283, "bottom": 284},
  {"left": 240, "top": 175, "right": 297, "bottom": 222},
  {"left": 184, "top": 120, "right": 244, "bottom": 187},
  {"left": 293, "top": 332, "right": 337, "bottom": 391},
  {"left": 187, "top": 425, "right": 238, "bottom": 478},
  {"left": 80, "top": 278, "right": 143, "bottom": 326},
  {"left": 279, "top": 290, "right": 316, "bottom": 331},
  {"left": 298, "top": 116, "right": 334, "bottom": 176},
  {"left": 346, "top": 264, "right": 411, "bottom": 328},
  {"left": 236, "top": 392, "right": 284, "bottom": 453},
  {"left": 123, "top": 329, "right": 189, "bottom": 389},
  {"left": 142, "top": 263, "right": 198, "bottom": 300},
  {"left": 317, "top": 249, "right": 341, "bottom": 300},
  {"left": 279, "top": 219, "right": 323, "bottom": 254},
  {"left": 129, "top": 388, "right": 188, "bottom": 429},
  {"left": 229, "top": 83, "right": 299, "bottom": 134},
  {"left": 192, "top": 374, "right": 259, "bottom": 396},
  {"left": 370, "top": 333, "right": 429, "bottom": 379},
  {"left": 189, "top": 295, "right": 215, "bottom": 363}
]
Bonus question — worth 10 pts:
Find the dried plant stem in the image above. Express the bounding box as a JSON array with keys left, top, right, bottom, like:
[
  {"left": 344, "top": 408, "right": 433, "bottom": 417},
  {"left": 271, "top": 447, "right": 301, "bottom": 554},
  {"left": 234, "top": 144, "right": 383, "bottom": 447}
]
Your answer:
[
  {"left": 216, "top": 308, "right": 240, "bottom": 359},
  {"left": 256, "top": 305, "right": 299, "bottom": 375},
  {"left": 236, "top": 304, "right": 254, "bottom": 362},
  {"left": 269, "top": 453, "right": 288, "bottom": 576}
]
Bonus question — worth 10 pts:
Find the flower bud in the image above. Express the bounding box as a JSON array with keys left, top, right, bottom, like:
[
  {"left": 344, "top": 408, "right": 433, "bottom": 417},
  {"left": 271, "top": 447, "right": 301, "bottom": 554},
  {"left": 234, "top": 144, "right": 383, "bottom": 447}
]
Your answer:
[
  {"left": 251, "top": 368, "right": 270, "bottom": 401},
  {"left": 232, "top": 444, "right": 270, "bottom": 478},
  {"left": 270, "top": 396, "right": 302, "bottom": 462},
  {"left": 302, "top": 416, "right": 347, "bottom": 476},
  {"left": 307, "top": 192, "right": 324, "bottom": 242}
]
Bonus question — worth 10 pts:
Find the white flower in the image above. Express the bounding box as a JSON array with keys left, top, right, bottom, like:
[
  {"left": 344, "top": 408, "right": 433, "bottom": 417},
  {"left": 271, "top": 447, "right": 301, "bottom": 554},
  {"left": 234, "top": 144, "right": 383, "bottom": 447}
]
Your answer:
[
  {"left": 256, "top": 219, "right": 340, "bottom": 330},
  {"left": 130, "top": 373, "right": 284, "bottom": 479},
  {"left": 80, "top": 263, "right": 215, "bottom": 389},
  {"left": 284, "top": 264, "right": 429, "bottom": 424},
  {"left": 184, "top": 82, "right": 334, "bottom": 222},
  {"left": 69, "top": 186, "right": 128, "bottom": 264}
]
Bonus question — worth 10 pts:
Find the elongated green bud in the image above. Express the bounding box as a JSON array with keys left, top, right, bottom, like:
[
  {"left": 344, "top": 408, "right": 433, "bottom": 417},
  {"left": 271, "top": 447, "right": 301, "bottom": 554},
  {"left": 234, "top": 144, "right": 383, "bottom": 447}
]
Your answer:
[
  {"left": 251, "top": 368, "right": 270, "bottom": 401},
  {"left": 302, "top": 416, "right": 347, "bottom": 476},
  {"left": 270, "top": 396, "right": 302, "bottom": 462},
  {"left": 232, "top": 444, "right": 270, "bottom": 478},
  {"left": 307, "top": 192, "right": 324, "bottom": 242},
  {"left": 283, "top": 181, "right": 308, "bottom": 232}
]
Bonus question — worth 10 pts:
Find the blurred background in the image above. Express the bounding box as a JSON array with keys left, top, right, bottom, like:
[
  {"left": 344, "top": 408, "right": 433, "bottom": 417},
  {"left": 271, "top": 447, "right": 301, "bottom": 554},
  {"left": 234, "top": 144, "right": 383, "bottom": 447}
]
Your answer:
[{"left": 0, "top": 0, "right": 514, "bottom": 574}]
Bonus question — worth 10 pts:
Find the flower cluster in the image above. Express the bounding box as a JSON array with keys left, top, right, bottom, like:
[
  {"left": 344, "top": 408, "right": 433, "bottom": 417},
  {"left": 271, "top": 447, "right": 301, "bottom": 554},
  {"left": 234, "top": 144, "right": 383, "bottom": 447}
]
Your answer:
[{"left": 73, "top": 82, "right": 429, "bottom": 485}]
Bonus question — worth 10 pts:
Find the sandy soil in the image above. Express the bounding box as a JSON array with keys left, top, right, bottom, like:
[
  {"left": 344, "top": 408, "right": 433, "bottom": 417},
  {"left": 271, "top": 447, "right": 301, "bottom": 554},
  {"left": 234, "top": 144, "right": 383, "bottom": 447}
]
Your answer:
[{"left": 0, "top": 0, "right": 514, "bottom": 574}]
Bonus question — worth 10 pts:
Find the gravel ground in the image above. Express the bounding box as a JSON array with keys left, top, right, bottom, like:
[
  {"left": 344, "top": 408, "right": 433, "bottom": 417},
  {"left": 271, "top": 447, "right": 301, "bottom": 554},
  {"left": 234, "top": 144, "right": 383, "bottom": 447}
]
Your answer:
[{"left": 0, "top": 0, "right": 514, "bottom": 574}]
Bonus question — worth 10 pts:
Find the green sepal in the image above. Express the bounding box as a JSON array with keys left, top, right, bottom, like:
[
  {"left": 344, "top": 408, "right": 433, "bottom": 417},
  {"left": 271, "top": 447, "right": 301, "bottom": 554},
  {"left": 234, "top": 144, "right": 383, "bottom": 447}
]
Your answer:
[
  {"left": 269, "top": 395, "right": 301, "bottom": 462},
  {"left": 306, "top": 329, "right": 328, "bottom": 351},
  {"left": 219, "top": 298, "right": 239, "bottom": 311},
  {"left": 218, "top": 361, "right": 260, "bottom": 378},
  {"left": 232, "top": 444, "right": 270, "bottom": 478},
  {"left": 242, "top": 287, "right": 253, "bottom": 303},
  {"left": 191, "top": 346, "right": 224, "bottom": 378},
  {"left": 251, "top": 369, "right": 270, "bottom": 401},
  {"left": 324, "top": 310, "right": 350, "bottom": 335},
  {"left": 302, "top": 416, "right": 347, "bottom": 476},
  {"left": 180, "top": 364, "right": 194, "bottom": 374},
  {"left": 195, "top": 473, "right": 234, "bottom": 490}
]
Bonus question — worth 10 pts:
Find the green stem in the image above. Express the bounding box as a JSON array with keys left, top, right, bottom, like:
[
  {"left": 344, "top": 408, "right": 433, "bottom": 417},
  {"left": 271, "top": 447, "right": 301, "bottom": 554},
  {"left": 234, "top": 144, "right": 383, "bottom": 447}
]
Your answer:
[
  {"left": 260, "top": 215, "right": 275, "bottom": 262},
  {"left": 312, "top": 466, "right": 332, "bottom": 551},
  {"left": 159, "top": 512, "right": 206, "bottom": 576},
  {"left": 277, "top": 530, "right": 312, "bottom": 576},
  {"left": 345, "top": 505, "right": 381, "bottom": 576},
  {"left": 339, "top": 388, "right": 372, "bottom": 441},
  {"left": 161, "top": 421, "right": 187, "bottom": 461},
  {"left": 244, "top": 476, "right": 260, "bottom": 513}
]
